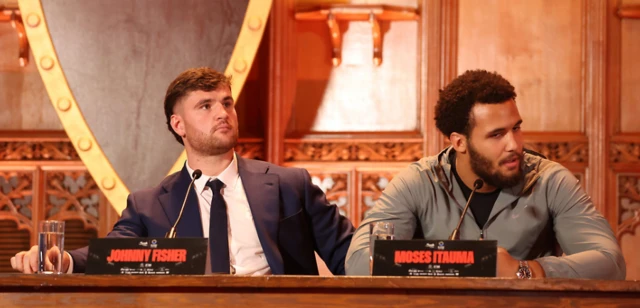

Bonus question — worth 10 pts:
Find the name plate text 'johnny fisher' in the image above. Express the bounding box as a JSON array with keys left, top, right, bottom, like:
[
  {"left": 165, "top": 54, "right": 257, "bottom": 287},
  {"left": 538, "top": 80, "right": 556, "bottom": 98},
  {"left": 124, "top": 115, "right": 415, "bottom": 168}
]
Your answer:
[
  {"left": 86, "top": 238, "right": 207, "bottom": 275},
  {"left": 372, "top": 240, "right": 497, "bottom": 277}
]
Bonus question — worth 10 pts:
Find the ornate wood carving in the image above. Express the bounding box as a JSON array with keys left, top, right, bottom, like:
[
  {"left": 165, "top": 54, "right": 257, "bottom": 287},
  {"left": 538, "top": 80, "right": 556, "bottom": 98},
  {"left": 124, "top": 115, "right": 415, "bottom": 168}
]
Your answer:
[
  {"left": 235, "top": 140, "right": 265, "bottom": 161},
  {"left": 0, "top": 141, "right": 79, "bottom": 161},
  {"left": 308, "top": 172, "right": 349, "bottom": 218},
  {"left": 0, "top": 171, "right": 33, "bottom": 232},
  {"left": 611, "top": 143, "right": 640, "bottom": 163},
  {"left": 284, "top": 141, "right": 423, "bottom": 162},
  {"left": 523, "top": 142, "right": 588, "bottom": 163},
  {"left": 360, "top": 172, "right": 396, "bottom": 222},
  {"left": 44, "top": 171, "right": 99, "bottom": 231},
  {"left": 618, "top": 175, "right": 640, "bottom": 237}
]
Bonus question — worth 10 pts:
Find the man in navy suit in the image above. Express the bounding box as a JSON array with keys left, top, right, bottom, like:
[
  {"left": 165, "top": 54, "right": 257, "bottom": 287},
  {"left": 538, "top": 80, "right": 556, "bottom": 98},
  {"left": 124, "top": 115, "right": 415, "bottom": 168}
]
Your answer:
[{"left": 11, "top": 67, "right": 354, "bottom": 275}]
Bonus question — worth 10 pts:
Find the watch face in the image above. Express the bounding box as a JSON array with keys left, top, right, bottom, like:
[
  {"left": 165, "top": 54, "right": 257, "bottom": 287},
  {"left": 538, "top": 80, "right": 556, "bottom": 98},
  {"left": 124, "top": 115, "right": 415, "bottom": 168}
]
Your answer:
[{"left": 517, "top": 265, "right": 532, "bottom": 279}]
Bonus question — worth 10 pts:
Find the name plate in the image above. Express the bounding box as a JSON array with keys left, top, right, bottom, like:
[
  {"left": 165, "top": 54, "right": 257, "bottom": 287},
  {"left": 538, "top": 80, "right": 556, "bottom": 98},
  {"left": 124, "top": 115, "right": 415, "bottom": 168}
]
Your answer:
[
  {"left": 372, "top": 240, "right": 497, "bottom": 277},
  {"left": 86, "top": 238, "right": 208, "bottom": 275}
]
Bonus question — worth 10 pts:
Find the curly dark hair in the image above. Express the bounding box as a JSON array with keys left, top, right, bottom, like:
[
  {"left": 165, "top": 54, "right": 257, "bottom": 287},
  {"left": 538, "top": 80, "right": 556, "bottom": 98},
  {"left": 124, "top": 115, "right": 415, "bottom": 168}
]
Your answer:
[
  {"left": 434, "top": 69, "right": 516, "bottom": 138},
  {"left": 164, "top": 67, "right": 232, "bottom": 145}
]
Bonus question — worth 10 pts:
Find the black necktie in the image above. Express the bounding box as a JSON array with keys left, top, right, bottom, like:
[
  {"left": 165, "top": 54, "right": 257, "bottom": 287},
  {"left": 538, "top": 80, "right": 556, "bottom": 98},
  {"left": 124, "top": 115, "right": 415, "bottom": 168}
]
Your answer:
[{"left": 206, "top": 179, "right": 230, "bottom": 274}]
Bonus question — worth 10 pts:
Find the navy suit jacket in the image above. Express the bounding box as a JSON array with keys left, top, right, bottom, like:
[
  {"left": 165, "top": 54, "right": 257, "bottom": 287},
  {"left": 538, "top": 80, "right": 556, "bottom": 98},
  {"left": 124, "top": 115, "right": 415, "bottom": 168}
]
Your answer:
[{"left": 69, "top": 157, "right": 354, "bottom": 275}]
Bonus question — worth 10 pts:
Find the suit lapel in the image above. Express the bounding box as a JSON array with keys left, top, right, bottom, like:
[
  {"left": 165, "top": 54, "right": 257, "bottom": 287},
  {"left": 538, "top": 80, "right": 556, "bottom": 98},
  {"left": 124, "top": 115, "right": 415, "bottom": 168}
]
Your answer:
[
  {"left": 158, "top": 166, "right": 204, "bottom": 238},
  {"left": 238, "top": 157, "right": 284, "bottom": 274}
]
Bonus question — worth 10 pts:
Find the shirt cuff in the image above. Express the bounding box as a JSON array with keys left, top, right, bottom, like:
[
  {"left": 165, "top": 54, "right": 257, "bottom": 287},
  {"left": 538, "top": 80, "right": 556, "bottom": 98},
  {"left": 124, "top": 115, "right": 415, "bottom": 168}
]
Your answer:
[{"left": 65, "top": 251, "right": 74, "bottom": 274}]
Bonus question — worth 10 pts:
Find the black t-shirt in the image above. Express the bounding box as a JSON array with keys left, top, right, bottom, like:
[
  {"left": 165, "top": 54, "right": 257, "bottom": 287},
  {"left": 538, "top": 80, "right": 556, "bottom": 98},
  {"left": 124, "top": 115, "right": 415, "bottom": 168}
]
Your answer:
[{"left": 450, "top": 151, "right": 500, "bottom": 229}]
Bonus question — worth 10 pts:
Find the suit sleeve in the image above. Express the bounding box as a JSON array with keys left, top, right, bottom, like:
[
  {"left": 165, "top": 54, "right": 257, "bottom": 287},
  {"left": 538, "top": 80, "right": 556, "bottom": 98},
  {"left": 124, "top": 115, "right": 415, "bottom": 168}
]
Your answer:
[
  {"left": 535, "top": 168, "right": 626, "bottom": 280},
  {"left": 300, "top": 169, "right": 355, "bottom": 275},
  {"left": 68, "top": 193, "right": 148, "bottom": 273}
]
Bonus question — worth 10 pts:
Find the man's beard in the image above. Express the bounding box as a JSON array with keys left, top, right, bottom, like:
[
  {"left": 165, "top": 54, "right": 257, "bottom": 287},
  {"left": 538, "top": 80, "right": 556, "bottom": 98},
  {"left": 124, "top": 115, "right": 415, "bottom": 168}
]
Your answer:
[
  {"left": 468, "top": 142, "right": 523, "bottom": 189},
  {"left": 187, "top": 125, "right": 238, "bottom": 156}
]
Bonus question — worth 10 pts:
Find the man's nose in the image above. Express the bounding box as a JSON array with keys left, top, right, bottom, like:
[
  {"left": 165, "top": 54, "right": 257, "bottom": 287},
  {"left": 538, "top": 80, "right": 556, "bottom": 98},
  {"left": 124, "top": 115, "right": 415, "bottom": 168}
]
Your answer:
[
  {"left": 215, "top": 105, "right": 229, "bottom": 120},
  {"left": 505, "top": 131, "right": 520, "bottom": 152}
]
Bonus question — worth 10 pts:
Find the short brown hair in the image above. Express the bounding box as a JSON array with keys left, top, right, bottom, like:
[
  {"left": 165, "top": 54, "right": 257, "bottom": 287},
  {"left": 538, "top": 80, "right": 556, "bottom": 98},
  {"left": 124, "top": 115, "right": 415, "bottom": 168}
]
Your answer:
[{"left": 164, "top": 67, "right": 232, "bottom": 144}]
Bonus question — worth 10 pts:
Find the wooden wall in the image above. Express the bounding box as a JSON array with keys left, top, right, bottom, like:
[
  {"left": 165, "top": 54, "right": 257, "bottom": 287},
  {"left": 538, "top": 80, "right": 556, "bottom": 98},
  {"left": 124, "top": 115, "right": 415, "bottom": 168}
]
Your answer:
[
  {"left": 1, "top": 0, "right": 639, "bottom": 279},
  {"left": 610, "top": 0, "right": 640, "bottom": 282},
  {"left": 266, "top": 0, "right": 640, "bottom": 279}
]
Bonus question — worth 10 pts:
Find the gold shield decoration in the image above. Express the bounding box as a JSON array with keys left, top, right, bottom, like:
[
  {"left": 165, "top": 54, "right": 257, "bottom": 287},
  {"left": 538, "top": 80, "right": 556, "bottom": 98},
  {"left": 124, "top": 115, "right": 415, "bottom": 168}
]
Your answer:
[{"left": 18, "top": 0, "right": 272, "bottom": 214}]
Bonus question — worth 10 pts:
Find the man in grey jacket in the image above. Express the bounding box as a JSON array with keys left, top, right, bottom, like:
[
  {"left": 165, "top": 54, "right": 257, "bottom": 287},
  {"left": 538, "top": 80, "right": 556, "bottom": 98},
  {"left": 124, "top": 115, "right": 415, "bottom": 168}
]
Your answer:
[{"left": 346, "top": 70, "right": 625, "bottom": 279}]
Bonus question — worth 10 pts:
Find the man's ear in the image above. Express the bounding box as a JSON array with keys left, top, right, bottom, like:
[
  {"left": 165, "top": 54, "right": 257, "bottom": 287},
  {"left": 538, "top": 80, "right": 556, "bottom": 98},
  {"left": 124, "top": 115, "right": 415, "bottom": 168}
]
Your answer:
[
  {"left": 450, "top": 132, "right": 468, "bottom": 154},
  {"left": 170, "top": 114, "right": 185, "bottom": 138}
]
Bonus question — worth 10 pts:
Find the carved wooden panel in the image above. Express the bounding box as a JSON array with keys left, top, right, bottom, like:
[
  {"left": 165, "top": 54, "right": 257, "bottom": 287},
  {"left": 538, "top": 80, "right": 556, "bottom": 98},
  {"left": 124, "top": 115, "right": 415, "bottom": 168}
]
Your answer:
[
  {"left": 358, "top": 170, "right": 399, "bottom": 226},
  {"left": 523, "top": 142, "right": 588, "bottom": 163},
  {"left": 458, "top": 0, "right": 583, "bottom": 132},
  {"left": 617, "top": 173, "right": 640, "bottom": 281},
  {"left": 0, "top": 170, "right": 34, "bottom": 232},
  {"left": 235, "top": 139, "right": 265, "bottom": 161},
  {"left": 284, "top": 141, "right": 423, "bottom": 162},
  {"left": 0, "top": 141, "right": 79, "bottom": 161},
  {"left": 611, "top": 143, "right": 640, "bottom": 163},
  {"left": 0, "top": 220, "right": 30, "bottom": 273},
  {"left": 0, "top": 169, "right": 34, "bottom": 273},
  {"left": 308, "top": 171, "right": 350, "bottom": 219},
  {"left": 618, "top": 174, "right": 640, "bottom": 230},
  {"left": 43, "top": 170, "right": 100, "bottom": 233}
]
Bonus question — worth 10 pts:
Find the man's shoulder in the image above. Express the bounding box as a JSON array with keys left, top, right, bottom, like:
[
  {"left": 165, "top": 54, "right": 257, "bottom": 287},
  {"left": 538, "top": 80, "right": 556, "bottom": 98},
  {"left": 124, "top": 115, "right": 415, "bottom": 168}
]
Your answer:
[
  {"left": 398, "top": 154, "right": 442, "bottom": 181},
  {"left": 523, "top": 153, "right": 578, "bottom": 187},
  {"left": 129, "top": 170, "right": 181, "bottom": 200},
  {"left": 241, "top": 157, "right": 304, "bottom": 177},
  {"left": 523, "top": 152, "right": 570, "bottom": 175}
]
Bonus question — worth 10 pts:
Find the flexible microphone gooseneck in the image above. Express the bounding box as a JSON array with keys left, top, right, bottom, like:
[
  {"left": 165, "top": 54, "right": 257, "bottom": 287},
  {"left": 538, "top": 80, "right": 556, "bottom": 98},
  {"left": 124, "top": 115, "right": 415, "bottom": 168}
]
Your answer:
[
  {"left": 449, "top": 179, "right": 484, "bottom": 240},
  {"left": 165, "top": 169, "right": 202, "bottom": 238}
]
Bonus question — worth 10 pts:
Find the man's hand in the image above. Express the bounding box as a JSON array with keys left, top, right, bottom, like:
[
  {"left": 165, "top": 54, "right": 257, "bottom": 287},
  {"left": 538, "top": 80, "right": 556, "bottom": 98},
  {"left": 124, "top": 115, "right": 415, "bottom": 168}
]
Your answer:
[
  {"left": 497, "top": 246, "right": 545, "bottom": 278},
  {"left": 497, "top": 247, "right": 519, "bottom": 277},
  {"left": 10, "top": 245, "right": 71, "bottom": 274}
]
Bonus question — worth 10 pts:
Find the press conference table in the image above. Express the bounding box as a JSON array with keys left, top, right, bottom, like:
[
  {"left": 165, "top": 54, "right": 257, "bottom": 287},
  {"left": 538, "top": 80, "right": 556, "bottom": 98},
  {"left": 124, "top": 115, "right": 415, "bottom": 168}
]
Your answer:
[{"left": 0, "top": 274, "right": 638, "bottom": 307}]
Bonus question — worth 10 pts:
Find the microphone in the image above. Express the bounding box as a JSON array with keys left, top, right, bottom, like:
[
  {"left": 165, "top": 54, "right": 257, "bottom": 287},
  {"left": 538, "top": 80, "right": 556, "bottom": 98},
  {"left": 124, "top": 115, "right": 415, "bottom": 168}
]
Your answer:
[
  {"left": 449, "top": 179, "right": 484, "bottom": 240},
  {"left": 166, "top": 169, "right": 202, "bottom": 238}
]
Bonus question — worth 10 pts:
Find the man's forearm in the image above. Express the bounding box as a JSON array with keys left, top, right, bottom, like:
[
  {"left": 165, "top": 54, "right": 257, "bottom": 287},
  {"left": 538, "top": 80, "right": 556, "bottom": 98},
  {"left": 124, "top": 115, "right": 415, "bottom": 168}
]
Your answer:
[{"left": 536, "top": 250, "right": 625, "bottom": 280}]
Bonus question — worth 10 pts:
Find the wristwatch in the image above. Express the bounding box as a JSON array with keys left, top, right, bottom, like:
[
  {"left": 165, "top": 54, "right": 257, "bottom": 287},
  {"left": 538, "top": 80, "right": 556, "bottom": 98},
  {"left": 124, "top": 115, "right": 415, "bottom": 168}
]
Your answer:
[{"left": 516, "top": 260, "right": 532, "bottom": 279}]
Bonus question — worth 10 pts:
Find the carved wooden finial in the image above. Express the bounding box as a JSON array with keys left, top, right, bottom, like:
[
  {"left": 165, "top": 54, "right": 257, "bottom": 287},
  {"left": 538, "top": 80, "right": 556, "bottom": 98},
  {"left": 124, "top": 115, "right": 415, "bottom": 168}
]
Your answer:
[
  {"left": 0, "top": 5, "right": 29, "bottom": 67},
  {"left": 295, "top": 5, "right": 419, "bottom": 67}
]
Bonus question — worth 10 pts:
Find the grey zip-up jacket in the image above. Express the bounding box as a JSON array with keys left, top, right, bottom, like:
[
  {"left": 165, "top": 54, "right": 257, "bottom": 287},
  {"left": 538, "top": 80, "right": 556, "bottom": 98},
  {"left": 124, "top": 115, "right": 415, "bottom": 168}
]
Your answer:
[{"left": 346, "top": 147, "right": 626, "bottom": 279}]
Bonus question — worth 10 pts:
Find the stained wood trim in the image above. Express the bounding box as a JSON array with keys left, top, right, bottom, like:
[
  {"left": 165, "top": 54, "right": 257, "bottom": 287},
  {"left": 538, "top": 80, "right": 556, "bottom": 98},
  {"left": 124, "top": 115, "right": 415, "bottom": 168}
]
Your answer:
[
  {"left": 0, "top": 131, "right": 69, "bottom": 141},
  {"left": 1, "top": 275, "right": 639, "bottom": 292},
  {"left": 583, "top": 0, "right": 608, "bottom": 219},
  {"left": 522, "top": 132, "right": 589, "bottom": 143},
  {"left": 267, "top": 0, "right": 296, "bottom": 165},
  {"left": 422, "top": 0, "right": 458, "bottom": 157},
  {"left": 294, "top": 5, "right": 419, "bottom": 22},
  {"left": 617, "top": 5, "right": 640, "bottom": 19}
]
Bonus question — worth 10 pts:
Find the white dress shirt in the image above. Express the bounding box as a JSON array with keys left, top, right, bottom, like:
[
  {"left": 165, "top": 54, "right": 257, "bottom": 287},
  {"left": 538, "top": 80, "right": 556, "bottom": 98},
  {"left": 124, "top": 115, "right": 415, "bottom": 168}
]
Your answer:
[{"left": 186, "top": 153, "right": 271, "bottom": 276}]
